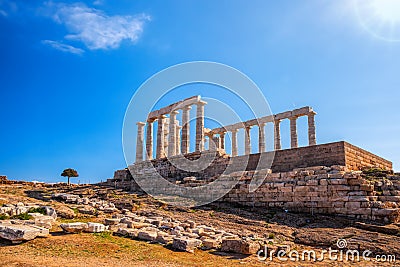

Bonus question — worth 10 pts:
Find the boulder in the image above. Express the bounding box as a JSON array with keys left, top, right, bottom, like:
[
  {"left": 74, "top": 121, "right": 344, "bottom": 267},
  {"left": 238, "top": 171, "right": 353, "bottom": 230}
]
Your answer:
[
  {"left": 60, "top": 222, "right": 88, "bottom": 233},
  {"left": 86, "top": 222, "right": 106, "bottom": 233},
  {"left": 202, "top": 238, "right": 221, "bottom": 250},
  {"left": 0, "top": 223, "right": 49, "bottom": 243},
  {"left": 116, "top": 227, "right": 138, "bottom": 238},
  {"left": 156, "top": 231, "right": 174, "bottom": 244},
  {"left": 43, "top": 206, "right": 57, "bottom": 219},
  {"left": 104, "top": 218, "right": 121, "bottom": 225},
  {"left": 137, "top": 227, "right": 158, "bottom": 241},
  {"left": 33, "top": 215, "right": 55, "bottom": 229},
  {"left": 55, "top": 206, "right": 76, "bottom": 219},
  {"left": 172, "top": 236, "right": 202, "bottom": 253},
  {"left": 220, "top": 238, "right": 260, "bottom": 255}
]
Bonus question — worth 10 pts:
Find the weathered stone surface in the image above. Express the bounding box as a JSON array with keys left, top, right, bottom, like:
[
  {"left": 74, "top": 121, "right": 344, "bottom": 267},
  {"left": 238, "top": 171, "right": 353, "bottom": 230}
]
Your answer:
[
  {"left": 33, "top": 215, "right": 55, "bottom": 229},
  {"left": 220, "top": 238, "right": 259, "bottom": 255},
  {"left": 104, "top": 218, "right": 120, "bottom": 225},
  {"left": 86, "top": 222, "right": 106, "bottom": 233},
  {"left": 137, "top": 227, "right": 158, "bottom": 241},
  {"left": 60, "top": 222, "right": 88, "bottom": 233},
  {"left": 0, "top": 223, "right": 49, "bottom": 243},
  {"left": 202, "top": 238, "right": 221, "bottom": 249},
  {"left": 55, "top": 206, "right": 75, "bottom": 219},
  {"left": 172, "top": 236, "right": 202, "bottom": 253}
]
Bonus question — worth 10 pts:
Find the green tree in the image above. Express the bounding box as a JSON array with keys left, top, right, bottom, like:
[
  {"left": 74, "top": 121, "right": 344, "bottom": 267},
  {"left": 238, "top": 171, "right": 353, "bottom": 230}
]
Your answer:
[{"left": 61, "top": 168, "right": 79, "bottom": 185}]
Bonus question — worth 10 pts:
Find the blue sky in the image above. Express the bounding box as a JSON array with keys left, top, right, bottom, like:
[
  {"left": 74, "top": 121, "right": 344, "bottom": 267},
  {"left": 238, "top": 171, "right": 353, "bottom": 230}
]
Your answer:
[{"left": 1, "top": 0, "right": 400, "bottom": 183}]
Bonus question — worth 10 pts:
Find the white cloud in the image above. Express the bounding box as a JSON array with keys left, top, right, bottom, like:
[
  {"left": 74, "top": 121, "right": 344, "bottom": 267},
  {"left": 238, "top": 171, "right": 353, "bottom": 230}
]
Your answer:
[
  {"left": 92, "top": 0, "right": 104, "bottom": 6},
  {"left": 0, "top": 9, "right": 7, "bottom": 17},
  {"left": 47, "top": 2, "right": 150, "bottom": 50},
  {"left": 42, "top": 40, "right": 85, "bottom": 55}
]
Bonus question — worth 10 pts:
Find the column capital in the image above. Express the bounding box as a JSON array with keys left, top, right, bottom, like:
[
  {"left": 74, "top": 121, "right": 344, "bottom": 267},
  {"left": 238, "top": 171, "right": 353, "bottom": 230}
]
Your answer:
[
  {"left": 170, "top": 110, "right": 179, "bottom": 115},
  {"left": 158, "top": 114, "right": 167, "bottom": 119},
  {"left": 136, "top": 121, "right": 145, "bottom": 126},
  {"left": 230, "top": 128, "right": 239, "bottom": 133},
  {"left": 196, "top": 100, "right": 207, "bottom": 106},
  {"left": 182, "top": 105, "right": 192, "bottom": 111}
]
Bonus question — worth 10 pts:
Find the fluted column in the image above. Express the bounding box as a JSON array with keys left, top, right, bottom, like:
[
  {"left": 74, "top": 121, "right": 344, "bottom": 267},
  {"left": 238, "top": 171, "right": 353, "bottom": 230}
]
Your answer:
[
  {"left": 231, "top": 129, "right": 238, "bottom": 157},
  {"left": 195, "top": 101, "right": 207, "bottom": 152},
  {"left": 258, "top": 122, "right": 266, "bottom": 153},
  {"left": 181, "top": 105, "right": 191, "bottom": 154},
  {"left": 135, "top": 122, "right": 145, "bottom": 162},
  {"left": 176, "top": 122, "right": 181, "bottom": 155},
  {"left": 308, "top": 112, "right": 317, "bottom": 146},
  {"left": 274, "top": 119, "right": 281, "bottom": 150},
  {"left": 145, "top": 119, "right": 154, "bottom": 160},
  {"left": 219, "top": 132, "right": 225, "bottom": 150},
  {"left": 210, "top": 136, "right": 220, "bottom": 151},
  {"left": 290, "top": 116, "right": 298, "bottom": 148},
  {"left": 245, "top": 126, "right": 252, "bottom": 155},
  {"left": 156, "top": 115, "right": 166, "bottom": 158},
  {"left": 168, "top": 111, "right": 178, "bottom": 157}
]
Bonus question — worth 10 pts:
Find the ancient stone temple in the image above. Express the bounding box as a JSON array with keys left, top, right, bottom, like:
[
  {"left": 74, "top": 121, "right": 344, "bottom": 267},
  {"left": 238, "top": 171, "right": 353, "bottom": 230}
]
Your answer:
[
  {"left": 106, "top": 95, "right": 400, "bottom": 223},
  {"left": 133, "top": 95, "right": 391, "bottom": 171}
]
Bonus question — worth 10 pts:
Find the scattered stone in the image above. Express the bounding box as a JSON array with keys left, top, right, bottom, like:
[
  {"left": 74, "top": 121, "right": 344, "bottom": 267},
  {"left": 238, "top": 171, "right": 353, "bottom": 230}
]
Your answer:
[
  {"left": 137, "top": 227, "right": 158, "bottom": 241},
  {"left": 0, "top": 222, "right": 49, "bottom": 243},
  {"left": 104, "top": 218, "right": 120, "bottom": 225},
  {"left": 172, "top": 236, "right": 202, "bottom": 253},
  {"left": 55, "top": 206, "right": 76, "bottom": 219},
  {"left": 202, "top": 238, "right": 221, "bottom": 250},
  {"left": 86, "top": 222, "right": 106, "bottom": 233},
  {"left": 220, "top": 238, "right": 260, "bottom": 255},
  {"left": 60, "top": 222, "right": 88, "bottom": 233}
]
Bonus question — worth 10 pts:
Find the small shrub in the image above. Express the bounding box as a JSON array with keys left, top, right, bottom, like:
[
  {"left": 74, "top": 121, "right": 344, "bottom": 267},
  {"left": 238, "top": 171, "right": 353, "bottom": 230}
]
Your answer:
[
  {"left": 268, "top": 233, "right": 275, "bottom": 239},
  {"left": 28, "top": 207, "right": 47, "bottom": 215},
  {"left": 12, "top": 213, "right": 33, "bottom": 220},
  {"left": 0, "top": 214, "right": 9, "bottom": 220}
]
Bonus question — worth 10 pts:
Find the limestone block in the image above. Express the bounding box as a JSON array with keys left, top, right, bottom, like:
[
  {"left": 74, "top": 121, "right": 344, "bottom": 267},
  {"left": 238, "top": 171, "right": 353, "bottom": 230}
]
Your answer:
[
  {"left": 220, "top": 238, "right": 260, "bottom": 255},
  {"left": 202, "top": 238, "right": 221, "bottom": 250},
  {"left": 137, "top": 227, "right": 158, "bottom": 241},
  {"left": 86, "top": 222, "right": 106, "bottom": 233},
  {"left": 104, "top": 218, "right": 121, "bottom": 225},
  {"left": 60, "top": 222, "right": 88, "bottom": 233},
  {"left": 156, "top": 231, "right": 173, "bottom": 244},
  {"left": 0, "top": 223, "right": 49, "bottom": 243},
  {"left": 172, "top": 236, "right": 202, "bottom": 253}
]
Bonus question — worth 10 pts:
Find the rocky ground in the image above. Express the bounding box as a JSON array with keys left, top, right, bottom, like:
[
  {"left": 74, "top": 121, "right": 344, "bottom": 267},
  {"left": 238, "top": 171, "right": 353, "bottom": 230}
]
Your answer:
[{"left": 0, "top": 182, "right": 400, "bottom": 266}]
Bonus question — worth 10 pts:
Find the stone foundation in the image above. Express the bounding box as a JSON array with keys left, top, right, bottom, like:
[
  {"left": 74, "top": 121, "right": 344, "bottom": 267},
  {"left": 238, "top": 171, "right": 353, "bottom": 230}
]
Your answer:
[{"left": 106, "top": 141, "right": 397, "bottom": 222}]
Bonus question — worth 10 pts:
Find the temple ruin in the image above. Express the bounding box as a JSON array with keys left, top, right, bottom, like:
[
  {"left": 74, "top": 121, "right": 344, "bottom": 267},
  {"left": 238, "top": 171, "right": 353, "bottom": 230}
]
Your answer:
[
  {"left": 134, "top": 95, "right": 318, "bottom": 162},
  {"left": 105, "top": 95, "right": 399, "bottom": 223}
]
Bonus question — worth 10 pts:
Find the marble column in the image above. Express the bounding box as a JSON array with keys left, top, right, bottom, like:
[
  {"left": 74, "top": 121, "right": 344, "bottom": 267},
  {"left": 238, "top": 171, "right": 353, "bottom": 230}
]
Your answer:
[
  {"left": 219, "top": 132, "right": 225, "bottom": 150},
  {"left": 274, "top": 119, "right": 281, "bottom": 150},
  {"left": 168, "top": 111, "right": 178, "bottom": 157},
  {"left": 245, "top": 126, "right": 252, "bottom": 155},
  {"left": 135, "top": 122, "right": 145, "bottom": 162},
  {"left": 195, "top": 101, "right": 207, "bottom": 152},
  {"left": 176, "top": 123, "right": 181, "bottom": 155},
  {"left": 181, "top": 105, "right": 191, "bottom": 154},
  {"left": 258, "top": 122, "right": 266, "bottom": 153},
  {"left": 290, "top": 116, "right": 298, "bottom": 149},
  {"left": 145, "top": 119, "right": 154, "bottom": 160},
  {"left": 308, "top": 112, "right": 317, "bottom": 146},
  {"left": 156, "top": 115, "right": 166, "bottom": 158},
  {"left": 231, "top": 129, "right": 238, "bottom": 157},
  {"left": 210, "top": 136, "right": 220, "bottom": 151}
]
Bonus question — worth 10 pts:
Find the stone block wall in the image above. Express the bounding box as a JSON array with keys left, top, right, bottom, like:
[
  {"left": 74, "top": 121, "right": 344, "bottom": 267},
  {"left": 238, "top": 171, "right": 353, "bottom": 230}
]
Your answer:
[{"left": 219, "top": 166, "right": 400, "bottom": 223}]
